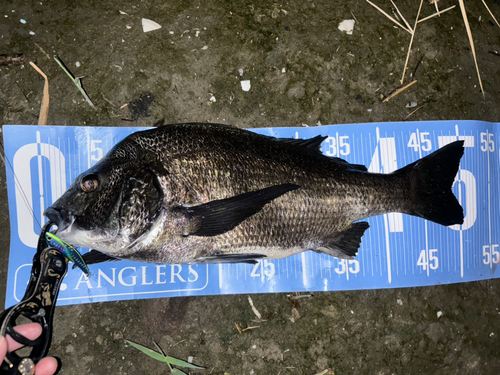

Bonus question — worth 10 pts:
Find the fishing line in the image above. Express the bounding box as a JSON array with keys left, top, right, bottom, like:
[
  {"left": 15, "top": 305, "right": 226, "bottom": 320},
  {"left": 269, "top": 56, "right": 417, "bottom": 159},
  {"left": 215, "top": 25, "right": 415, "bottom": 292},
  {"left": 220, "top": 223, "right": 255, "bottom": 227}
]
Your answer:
[{"left": 0, "top": 140, "right": 42, "bottom": 231}]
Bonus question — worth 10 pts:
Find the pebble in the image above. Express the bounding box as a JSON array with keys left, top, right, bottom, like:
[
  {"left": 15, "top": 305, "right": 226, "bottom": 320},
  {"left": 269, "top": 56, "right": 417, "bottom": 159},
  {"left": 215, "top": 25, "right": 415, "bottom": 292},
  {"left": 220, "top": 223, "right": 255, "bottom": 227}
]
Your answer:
[{"left": 241, "top": 80, "right": 251, "bottom": 92}]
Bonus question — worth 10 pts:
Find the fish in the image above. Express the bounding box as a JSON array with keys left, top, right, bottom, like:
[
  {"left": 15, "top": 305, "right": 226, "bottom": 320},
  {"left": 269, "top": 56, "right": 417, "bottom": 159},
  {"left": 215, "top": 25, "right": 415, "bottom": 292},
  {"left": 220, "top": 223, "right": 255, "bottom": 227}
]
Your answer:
[
  {"left": 45, "top": 232, "right": 91, "bottom": 276},
  {"left": 43, "top": 123, "right": 465, "bottom": 265}
]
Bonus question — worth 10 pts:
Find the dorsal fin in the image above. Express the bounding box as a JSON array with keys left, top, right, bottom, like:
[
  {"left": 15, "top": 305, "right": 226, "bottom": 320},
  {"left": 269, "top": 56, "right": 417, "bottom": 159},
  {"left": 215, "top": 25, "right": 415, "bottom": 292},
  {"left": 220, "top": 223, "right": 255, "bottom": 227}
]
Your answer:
[{"left": 274, "top": 135, "right": 327, "bottom": 153}]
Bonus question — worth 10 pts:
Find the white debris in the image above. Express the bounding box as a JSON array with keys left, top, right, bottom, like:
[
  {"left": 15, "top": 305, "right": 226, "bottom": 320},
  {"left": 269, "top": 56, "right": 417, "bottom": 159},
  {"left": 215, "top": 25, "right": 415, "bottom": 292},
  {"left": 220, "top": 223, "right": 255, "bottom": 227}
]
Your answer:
[
  {"left": 338, "top": 19, "right": 355, "bottom": 35},
  {"left": 367, "top": 109, "right": 373, "bottom": 113},
  {"left": 241, "top": 80, "right": 251, "bottom": 92},
  {"left": 126, "top": 25, "right": 131, "bottom": 29},
  {"left": 282, "top": 67, "right": 286, "bottom": 73},
  {"left": 406, "top": 101, "right": 418, "bottom": 108},
  {"left": 75, "top": 61, "right": 81, "bottom": 67},
  {"left": 248, "top": 296, "right": 261, "bottom": 319},
  {"left": 119, "top": 10, "right": 129, "bottom": 15},
  {"left": 397, "top": 299, "right": 403, "bottom": 306},
  {"left": 209, "top": 93, "right": 216, "bottom": 103},
  {"left": 437, "top": 311, "right": 443, "bottom": 318},
  {"left": 20, "top": 18, "right": 26, "bottom": 24},
  {"left": 142, "top": 18, "right": 162, "bottom": 33},
  {"left": 201, "top": 45, "right": 208, "bottom": 50},
  {"left": 187, "top": 356, "right": 194, "bottom": 363},
  {"left": 238, "top": 68, "right": 244, "bottom": 76},
  {"left": 29, "top": 31, "right": 35, "bottom": 35}
]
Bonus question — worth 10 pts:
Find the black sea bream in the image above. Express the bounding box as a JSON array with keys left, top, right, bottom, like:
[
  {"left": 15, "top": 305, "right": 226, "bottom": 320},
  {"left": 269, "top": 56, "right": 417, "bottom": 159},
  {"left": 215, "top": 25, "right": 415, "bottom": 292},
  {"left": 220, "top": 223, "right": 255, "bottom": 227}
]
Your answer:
[{"left": 44, "top": 123, "right": 465, "bottom": 265}]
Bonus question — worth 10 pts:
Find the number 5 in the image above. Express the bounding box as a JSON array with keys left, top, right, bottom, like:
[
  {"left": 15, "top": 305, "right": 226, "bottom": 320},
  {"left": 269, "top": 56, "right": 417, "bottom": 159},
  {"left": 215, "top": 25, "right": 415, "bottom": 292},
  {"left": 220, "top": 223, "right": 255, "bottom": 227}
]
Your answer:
[{"left": 90, "top": 140, "right": 103, "bottom": 161}]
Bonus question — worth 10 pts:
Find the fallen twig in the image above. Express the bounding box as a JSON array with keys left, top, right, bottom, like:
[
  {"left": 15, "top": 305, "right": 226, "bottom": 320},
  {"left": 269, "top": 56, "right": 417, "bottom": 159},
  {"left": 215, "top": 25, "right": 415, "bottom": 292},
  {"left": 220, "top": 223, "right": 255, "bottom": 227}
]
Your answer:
[
  {"left": 390, "top": 0, "right": 412, "bottom": 33},
  {"left": 366, "top": 0, "right": 412, "bottom": 34},
  {"left": 403, "top": 105, "right": 424, "bottom": 120},
  {"left": 29, "top": 61, "right": 49, "bottom": 125},
  {"left": 401, "top": 0, "right": 424, "bottom": 85},
  {"left": 418, "top": 5, "right": 456, "bottom": 23},
  {"left": 457, "top": 0, "right": 485, "bottom": 97},
  {"left": 383, "top": 80, "right": 418, "bottom": 103},
  {"left": 481, "top": 0, "right": 500, "bottom": 28}
]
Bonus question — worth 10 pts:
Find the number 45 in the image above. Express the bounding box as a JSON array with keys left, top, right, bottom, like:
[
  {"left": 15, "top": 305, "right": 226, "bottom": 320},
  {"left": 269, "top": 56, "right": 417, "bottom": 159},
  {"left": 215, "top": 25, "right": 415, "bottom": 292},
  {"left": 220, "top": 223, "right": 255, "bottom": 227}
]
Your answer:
[{"left": 417, "top": 249, "right": 439, "bottom": 271}]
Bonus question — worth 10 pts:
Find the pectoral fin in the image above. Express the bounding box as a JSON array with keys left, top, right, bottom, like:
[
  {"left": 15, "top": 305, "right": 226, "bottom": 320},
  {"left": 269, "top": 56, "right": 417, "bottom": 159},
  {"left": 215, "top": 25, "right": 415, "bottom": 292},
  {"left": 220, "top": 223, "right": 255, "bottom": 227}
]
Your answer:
[
  {"left": 177, "top": 183, "right": 300, "bottom": 237},
  {"left": 316, "top": 222, "right": 370, "bottom": 259}
]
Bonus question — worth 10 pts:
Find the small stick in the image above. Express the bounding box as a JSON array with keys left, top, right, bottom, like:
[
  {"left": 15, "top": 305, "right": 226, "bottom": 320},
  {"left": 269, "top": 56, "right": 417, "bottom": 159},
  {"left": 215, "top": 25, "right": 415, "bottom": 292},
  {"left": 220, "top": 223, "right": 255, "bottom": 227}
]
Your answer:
[
  {"left": 383, "top": 79, "right": 417, "bottom": 103},
  {"left": 418, "top": 5, "right": 456, "bottom": 23},
  {"left": 481, "top": 0, "right": 500, "bottom": 28},
  {"left": 401, "top": 0, "right": 424, "bottom": 85},
  {"left": 350, "top": 10, "right": 359, "bottom": 23},
  {"left": 366, "top": 0, "right": 412, "bottom": 34},
  {"left": 403, "top": 105, "right": 424, "bottom": 120},
  {"left": 29, "top": 61, "right": 49, "bottom": 125},
  {"left": 458, "top": 0, "right": 485, "bottom": 97},
  {"left": 433, "top": 0, "right": 441, "bottom": 17},
  {"left": 390, "top": 0, "right": 412, "bottom": 33}
]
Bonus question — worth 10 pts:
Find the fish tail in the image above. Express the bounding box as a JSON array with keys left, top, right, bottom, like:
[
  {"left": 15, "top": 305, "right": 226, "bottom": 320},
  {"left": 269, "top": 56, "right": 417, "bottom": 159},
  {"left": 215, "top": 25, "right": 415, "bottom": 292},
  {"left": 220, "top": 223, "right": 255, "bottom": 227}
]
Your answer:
[{"left": 397, "top": 140, "right": 465, "bottom": 226}]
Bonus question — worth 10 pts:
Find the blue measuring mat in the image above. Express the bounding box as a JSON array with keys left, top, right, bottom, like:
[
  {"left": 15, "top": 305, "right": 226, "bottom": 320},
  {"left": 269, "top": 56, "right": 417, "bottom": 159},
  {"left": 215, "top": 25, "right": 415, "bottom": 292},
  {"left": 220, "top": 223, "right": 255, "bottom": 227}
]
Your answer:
[{"left": 3, "top": 121, "right": 499, "bottom": 307}]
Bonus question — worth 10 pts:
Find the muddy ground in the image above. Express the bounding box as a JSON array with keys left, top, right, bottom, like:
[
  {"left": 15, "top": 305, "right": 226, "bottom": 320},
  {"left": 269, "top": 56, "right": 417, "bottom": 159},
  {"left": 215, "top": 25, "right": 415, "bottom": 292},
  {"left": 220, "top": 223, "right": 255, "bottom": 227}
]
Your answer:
[{"left": 1, "top": 0, "right": 500, "bottom": 374}]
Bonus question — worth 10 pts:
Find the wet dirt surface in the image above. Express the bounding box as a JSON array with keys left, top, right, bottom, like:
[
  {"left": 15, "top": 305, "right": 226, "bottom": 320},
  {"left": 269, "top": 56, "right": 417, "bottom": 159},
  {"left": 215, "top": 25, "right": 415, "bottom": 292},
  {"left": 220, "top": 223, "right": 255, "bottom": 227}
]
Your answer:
[{"left": 1, "top": 0, "right": 500, "bottom": 374}]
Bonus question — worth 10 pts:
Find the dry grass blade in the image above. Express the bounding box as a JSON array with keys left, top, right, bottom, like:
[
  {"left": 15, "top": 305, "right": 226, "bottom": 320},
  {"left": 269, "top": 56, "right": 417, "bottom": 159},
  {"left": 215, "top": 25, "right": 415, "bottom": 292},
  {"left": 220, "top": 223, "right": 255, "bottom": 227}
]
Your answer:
[
  {"left": 418, "top": 5, "right": 456, "bottom": 23},
  {"left": 383, "top": 80, "right": 418, "bottom": 103},
  {"left": 29, "top": 61, "right": 49, "bottom": 125},
  {"left": 403, "top": 105, "right": 424, "bottom": 120},
  {"left": 458, "top": 0, "right": 485, "bottom": 97},
  {"left": 482, "top": 0, "right": 500, "bottom": 28},
  {"left": 390, "top": 0, "right": 412, "bottom": 32},
  {"left": 433, "top": 0, "right": 441, "bottom": 16},
  {"left": 401, "top": 0, "right": 424, "bottom": 85},
  {"left": 366, "top": 0, "right": 412, "bottom": 34}
]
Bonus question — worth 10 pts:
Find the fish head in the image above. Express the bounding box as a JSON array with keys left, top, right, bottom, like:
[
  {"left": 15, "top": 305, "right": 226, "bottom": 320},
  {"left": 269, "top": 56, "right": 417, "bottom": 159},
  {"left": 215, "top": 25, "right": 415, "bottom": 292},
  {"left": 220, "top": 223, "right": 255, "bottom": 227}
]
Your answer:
[{"left": 43, "top": 144, "right": 164, "bottom": 254}]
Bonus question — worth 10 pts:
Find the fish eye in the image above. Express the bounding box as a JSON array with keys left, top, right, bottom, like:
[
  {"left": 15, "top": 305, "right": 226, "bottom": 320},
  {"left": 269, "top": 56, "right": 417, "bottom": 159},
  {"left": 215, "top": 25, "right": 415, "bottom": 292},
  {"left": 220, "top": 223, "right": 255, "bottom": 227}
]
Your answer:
[{"left": 81, "top": 174, "right": 99, "bottom": 192}]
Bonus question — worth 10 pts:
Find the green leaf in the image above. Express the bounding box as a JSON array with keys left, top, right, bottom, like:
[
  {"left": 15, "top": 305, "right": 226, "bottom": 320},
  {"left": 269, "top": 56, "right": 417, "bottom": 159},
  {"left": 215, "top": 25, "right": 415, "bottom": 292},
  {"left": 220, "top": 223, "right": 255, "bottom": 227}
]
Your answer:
[
  {"left": 171, "top": 369, "right": 188, "bottom": 375},
  {"left": 154, "top": 340, "right": 166, "bottom": 357},
  {"left": 165, "top": 356, "right": 204, "bottom": 369},
  {"left": 125, "top": 340, "right": 167, "bottom": 363}
]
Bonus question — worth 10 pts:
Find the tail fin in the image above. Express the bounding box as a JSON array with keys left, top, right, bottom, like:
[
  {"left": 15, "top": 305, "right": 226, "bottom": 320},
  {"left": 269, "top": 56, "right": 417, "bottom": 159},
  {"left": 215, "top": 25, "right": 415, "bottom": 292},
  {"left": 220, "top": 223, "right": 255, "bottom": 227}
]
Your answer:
[{"left": 397, "top": 140, "right": 465, "bottom": 226}]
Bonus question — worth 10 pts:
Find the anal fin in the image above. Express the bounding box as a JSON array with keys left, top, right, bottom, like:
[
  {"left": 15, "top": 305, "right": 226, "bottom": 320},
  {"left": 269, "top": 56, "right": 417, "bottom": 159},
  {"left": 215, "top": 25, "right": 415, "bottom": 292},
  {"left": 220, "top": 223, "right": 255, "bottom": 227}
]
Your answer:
[{"left": 316, "top": 222, "right": 370, "bottom": 259}]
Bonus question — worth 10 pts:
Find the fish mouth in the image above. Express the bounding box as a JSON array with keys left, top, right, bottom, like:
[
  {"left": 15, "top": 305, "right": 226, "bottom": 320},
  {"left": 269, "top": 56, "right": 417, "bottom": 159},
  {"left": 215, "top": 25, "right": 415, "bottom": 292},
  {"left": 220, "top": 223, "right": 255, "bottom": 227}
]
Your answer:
[{"left": 43, "top": 207, "right": 74, "bottom": 234}]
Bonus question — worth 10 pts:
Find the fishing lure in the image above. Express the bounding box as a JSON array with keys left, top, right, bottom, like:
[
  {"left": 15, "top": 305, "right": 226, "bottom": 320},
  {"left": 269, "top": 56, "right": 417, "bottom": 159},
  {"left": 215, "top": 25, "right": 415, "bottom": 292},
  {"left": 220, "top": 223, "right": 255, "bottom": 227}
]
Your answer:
[{"left": 45, "top": 232, "right": 91, "bottom": 277}]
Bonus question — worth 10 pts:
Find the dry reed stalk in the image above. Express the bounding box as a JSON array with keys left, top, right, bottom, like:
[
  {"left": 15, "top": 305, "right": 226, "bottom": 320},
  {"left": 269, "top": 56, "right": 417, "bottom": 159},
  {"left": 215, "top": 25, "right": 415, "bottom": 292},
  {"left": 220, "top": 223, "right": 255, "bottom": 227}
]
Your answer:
[
  {"left": 383, "top": 79, "right": 418, "bottom": 102},
  {"left": 418, "top": 5, "right": 456, "bottom": 23},
  {"left": 401, "top": 0, "right": 424, "bottom": 85},
  {"left": 29, "top": 61, "right": 49, "bottom": 125},
  {"left": 403, "top": 105, "right": 424, "bottom": 120},
  {"left": 433, "top": 0, "right": 441, "bottom": 17},
  {"left": 366, "top": 0, "right": 412, "bottom": 34},
  {"left": 390, "top": 0, "right": 413, "bottom": 32},
  {"left": 458, "top": 0, "right": 485, "bottom": 97},
  {"left": 481, "top": 0, "right": 500, "bottom": 28}
]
